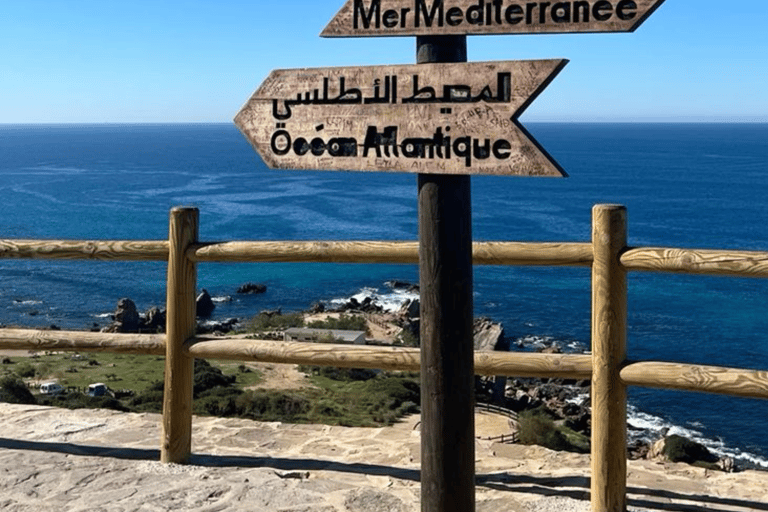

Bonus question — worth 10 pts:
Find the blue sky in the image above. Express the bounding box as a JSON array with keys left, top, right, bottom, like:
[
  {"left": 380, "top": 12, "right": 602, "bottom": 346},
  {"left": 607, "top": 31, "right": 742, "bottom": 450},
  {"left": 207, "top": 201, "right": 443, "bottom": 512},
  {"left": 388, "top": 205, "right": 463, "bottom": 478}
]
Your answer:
[{"left": 1, "top": 0, "right": 766, "bottom": 123}]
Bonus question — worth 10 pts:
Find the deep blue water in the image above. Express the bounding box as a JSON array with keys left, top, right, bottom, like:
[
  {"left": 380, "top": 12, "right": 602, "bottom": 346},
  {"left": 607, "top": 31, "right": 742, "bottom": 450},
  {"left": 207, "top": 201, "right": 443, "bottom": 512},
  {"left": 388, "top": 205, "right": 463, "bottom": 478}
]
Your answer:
[{"left": 1, "top": 123, "right": 767, "bottom": 466}]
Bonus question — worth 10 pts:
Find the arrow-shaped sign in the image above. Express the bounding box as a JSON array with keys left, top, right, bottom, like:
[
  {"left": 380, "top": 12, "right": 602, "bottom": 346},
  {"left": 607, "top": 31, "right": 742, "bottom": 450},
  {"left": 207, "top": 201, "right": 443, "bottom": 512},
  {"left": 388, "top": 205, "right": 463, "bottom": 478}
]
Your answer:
[
  {"left": 322, "top": 0, "right": 664, "bottom": 37},
  {"left": 235, "top": 59, "right": 567, "bottom": 176}
]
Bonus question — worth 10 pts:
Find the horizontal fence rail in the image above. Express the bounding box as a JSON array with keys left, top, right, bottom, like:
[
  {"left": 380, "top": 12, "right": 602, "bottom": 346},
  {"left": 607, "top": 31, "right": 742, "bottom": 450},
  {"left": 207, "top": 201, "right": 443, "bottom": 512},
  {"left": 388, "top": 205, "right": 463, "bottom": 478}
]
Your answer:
[
  {"left": 4, "top": 238, "right": 768, "bottom": 277},
  {"left": 5, "top": 328, "right": 765, "bottom": 401},
  {"left": 1, "top": 205, "right": 767, "bottom": 512},
  {"left": 0, "top": 240, "right": 169, "bottom": 261},
  {"left": 621, "top": 247, "right": 768, "bottom": 277}
]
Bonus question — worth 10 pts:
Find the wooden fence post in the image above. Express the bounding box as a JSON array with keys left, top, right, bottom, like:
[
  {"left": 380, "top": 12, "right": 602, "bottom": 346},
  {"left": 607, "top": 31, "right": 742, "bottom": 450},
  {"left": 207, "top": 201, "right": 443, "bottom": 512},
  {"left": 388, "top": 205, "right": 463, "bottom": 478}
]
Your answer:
[
  {"left": 591, "top": 204, "right": 628, "bottom": 512},
  {"left": 161, "top": 207, "right": 199, "bottom": 463},
  {"left": 417, "top": 35, "right": 475, "bottom": 512}
]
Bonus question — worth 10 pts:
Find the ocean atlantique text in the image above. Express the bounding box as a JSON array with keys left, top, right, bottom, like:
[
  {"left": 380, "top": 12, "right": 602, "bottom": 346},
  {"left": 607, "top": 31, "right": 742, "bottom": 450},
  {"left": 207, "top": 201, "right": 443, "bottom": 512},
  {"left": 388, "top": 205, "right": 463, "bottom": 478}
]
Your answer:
[
  {"left": 353, "top": 0, "right": 640, "bottom": 30},
  {"left": 270, "top": 125, "right": 514, "bottom": 168}
]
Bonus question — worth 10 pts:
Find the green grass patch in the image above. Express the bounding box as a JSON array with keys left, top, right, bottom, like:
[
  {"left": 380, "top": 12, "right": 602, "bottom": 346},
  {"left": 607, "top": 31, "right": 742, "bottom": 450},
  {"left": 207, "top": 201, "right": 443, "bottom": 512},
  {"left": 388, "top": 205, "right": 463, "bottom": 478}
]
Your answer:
[{"left": 1, "top": 351, "right": 417, "bottom": 428}]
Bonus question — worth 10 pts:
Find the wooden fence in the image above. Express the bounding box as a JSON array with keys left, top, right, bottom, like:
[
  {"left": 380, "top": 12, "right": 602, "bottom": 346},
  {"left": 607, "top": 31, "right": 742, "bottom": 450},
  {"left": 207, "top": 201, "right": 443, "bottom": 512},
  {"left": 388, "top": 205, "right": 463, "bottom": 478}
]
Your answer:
[{"left": 1, "top": 204, "right": 767, "bottom": 512}]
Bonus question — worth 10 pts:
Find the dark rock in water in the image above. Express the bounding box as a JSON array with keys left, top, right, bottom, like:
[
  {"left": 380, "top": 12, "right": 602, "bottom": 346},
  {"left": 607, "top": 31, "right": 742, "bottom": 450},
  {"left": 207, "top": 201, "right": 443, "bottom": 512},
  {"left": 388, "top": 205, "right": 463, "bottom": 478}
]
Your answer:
[
  {"left": 359, "top": 296, "right": 383, "bottom": 313},
  {"left": 398, "top": 299, "right": 419, "bottom": 320},
  {"left": 142, "top": 307, "right": 166, "bottom": 333},
  {"left": 309, "top": 302, "right": 325, "bottom": 314},
  {"left": 237, "top": 282, "right": 267, "bottom": 294},
  {"left": 103, "top": 298, "right": 140, "bottom": 333},
  {"left": 196, "top": 289, "right": 215, "bottom": 318},
  {"left": 197, "top": 317, "right": 239, "bottom": 335},
  {"left": 338, "top": 297, "right": 360, "bottom": 311},
  {"left": 259, "top": 308, "right": 282, "bottom": 317},
  {"left": 651, "top": 434, "right": 720, "bottom": 467},
  {"left": 386, "top": 280, "right": 419, "bottom": 292}
]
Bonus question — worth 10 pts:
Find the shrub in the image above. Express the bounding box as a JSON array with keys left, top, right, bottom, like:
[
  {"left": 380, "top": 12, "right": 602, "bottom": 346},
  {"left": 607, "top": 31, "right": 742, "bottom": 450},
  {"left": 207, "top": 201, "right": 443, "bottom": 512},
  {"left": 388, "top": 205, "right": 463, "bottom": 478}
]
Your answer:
[
  {"left": 307, "top": 314, "right": 367, "bottom": 333},
  {"left": 0, "top": 376, "right": 37, "bottom": 405},
  {"left": 302, "top": 365, "right": 378, "bottom": 382},
  {"left": 235, "top": 390, "right": 310, "bottom": 421},
  {"left": 129, "top": 380, "right": 164, "bottom": 412},
  {"left": 14, "top": 362, "right": 36, "bottom": 379},
  {"left": 41, "top": 392, "right": 128, "bottom": 412},
  {"left": 194, "top": 359, "right": 236, "bottom": 397},
  {"left": 194, "top": 387, "right": 243, "bottom": 417},
  {"left": 247, "top": 312, "right": 304, "bottom": 332},
  {"left": 518, "top": 409, "right": 572, "bottom": 452}
]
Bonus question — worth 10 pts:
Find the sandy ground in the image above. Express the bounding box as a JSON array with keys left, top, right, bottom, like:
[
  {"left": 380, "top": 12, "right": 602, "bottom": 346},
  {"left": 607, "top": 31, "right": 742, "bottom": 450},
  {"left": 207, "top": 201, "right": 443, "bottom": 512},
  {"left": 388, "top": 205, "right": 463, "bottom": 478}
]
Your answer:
[{"left": 1, "top": 403, "right": 767, "bottom": 512}]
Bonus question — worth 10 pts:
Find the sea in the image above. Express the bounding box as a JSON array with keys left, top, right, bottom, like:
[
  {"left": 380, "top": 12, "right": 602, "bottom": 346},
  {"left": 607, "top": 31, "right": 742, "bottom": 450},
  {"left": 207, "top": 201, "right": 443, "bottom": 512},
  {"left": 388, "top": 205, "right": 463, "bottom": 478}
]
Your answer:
[{"left": 1, "top": 123, "right": 767, "bottom": 468}]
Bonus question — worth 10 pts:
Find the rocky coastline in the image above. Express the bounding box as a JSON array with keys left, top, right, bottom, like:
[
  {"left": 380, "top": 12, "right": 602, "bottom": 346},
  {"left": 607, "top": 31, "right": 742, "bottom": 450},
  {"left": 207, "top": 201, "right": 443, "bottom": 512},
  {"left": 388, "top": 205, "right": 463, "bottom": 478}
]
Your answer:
[{"left": 17, "top": 279, "right": 746, "bottom": 473}]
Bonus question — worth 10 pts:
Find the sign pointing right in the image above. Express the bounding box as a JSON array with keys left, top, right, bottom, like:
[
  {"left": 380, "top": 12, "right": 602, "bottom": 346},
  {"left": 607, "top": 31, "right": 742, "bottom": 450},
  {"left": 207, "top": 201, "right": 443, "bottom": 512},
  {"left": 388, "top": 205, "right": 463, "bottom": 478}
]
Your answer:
[{"left": 322, "top": 0, "right": 665, "bottom": 37}]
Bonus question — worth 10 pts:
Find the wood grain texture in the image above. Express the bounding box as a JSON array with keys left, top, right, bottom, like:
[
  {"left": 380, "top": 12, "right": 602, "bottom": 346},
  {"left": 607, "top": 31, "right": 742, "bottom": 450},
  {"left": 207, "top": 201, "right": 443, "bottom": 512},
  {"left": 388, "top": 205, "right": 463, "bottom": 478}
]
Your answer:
[
  {"left": 473, "top": 241, "right": 593, "bottom": 266},
  {"left": 474, "top": 351, "right": 592, "bottom": 378},
  {"left": 234, "top": 59, "right": 567, "bottom": 176},
  {"left": 419, "top": 174, "right": 475, "bottom": 512},
  {"left": 321, "top": 0, "right": 665, "bottom": 37},
  {"left": 621, "top": 247, "right": 768, "bottom": 278},
  {"left": 0, "top": 239, "right": 168, "bottom": 261},
  {"left": 591, "top": 205, "right": 628, "bottom": 512},
  {"left": 189, "top": 241, "right": 420, "bottom": 263},
  {"left": 161, "top": 208, "right": 198, "bottom": 464},
  {"left": 189, "top": 240, "right": 593, "bottom": 266},
  {"left": 416, "top": 35, "right": 475, "bottom": 512},
  {"left": 184, "top": 337, "right": 593, "bottom": 378},
  {"left": 0, "top": 329, "right": 165, "bottom": 354},
  {"left": 621, "top": 362, "right": 768, "bottom": 400}
]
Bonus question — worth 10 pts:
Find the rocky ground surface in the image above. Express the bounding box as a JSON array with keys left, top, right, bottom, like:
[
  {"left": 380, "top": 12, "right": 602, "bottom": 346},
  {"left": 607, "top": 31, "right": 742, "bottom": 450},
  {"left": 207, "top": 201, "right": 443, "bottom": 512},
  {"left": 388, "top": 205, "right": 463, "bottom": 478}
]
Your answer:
[{"left": 1, "top": 402, "right": 767, "bottom": 512}]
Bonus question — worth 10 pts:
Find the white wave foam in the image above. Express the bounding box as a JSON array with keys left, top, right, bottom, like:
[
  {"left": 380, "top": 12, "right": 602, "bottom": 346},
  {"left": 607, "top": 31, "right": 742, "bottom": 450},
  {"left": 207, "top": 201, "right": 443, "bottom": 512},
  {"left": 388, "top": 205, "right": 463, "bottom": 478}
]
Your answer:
[
  {"left": 627, "top": 404, "right": 768, "bottom": 469},
  {"left": 329, "top": 286, "right": 419, "bottom": 313},
  {"left": 515, "top": 334, "right": 586, "bottom": 354},
  {"left": 13, "top": 300, "right": 43, "bottom": 305},
  {"left": 211, "top": 295, "right": 232, "bottom": 303}
]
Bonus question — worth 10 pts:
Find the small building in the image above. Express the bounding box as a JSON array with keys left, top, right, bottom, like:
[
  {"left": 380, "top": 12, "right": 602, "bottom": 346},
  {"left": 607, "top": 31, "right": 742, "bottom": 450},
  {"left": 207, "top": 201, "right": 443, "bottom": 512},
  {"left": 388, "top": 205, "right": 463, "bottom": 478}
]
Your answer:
[{"left": 284, "top": 328, "right": 366, "bottom": 345}]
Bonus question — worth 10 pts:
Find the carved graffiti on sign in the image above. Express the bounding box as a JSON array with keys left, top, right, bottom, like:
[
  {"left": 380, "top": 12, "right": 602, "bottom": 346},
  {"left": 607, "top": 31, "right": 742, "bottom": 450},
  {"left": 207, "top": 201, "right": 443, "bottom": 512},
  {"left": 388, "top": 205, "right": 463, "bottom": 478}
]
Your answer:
[{"left": 235, "top": 60, "right": 568, "bottom": 176}]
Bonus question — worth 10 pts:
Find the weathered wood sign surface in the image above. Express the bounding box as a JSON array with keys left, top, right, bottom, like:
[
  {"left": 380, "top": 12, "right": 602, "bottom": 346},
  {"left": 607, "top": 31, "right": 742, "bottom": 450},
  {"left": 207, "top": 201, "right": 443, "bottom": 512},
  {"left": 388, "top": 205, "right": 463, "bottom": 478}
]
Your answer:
[
  {"left": 322, "top": 0, "right": 664, "bottom": 37},
  {"left": 235, "top": 59, "right": 567, "bottom": 176}
]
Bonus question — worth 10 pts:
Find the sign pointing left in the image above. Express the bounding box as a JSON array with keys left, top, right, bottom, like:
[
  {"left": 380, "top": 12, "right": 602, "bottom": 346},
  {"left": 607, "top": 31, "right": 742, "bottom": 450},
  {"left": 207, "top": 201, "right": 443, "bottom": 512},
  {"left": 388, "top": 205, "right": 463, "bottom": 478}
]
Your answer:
[{"left": 235, "top": 59, "right": 567, "bottom": 176}]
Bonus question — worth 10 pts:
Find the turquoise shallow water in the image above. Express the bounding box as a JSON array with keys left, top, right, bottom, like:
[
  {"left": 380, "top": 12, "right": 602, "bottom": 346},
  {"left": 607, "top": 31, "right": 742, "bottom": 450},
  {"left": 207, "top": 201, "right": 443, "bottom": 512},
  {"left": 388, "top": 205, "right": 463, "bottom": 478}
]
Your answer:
[{"left": 1, "top": 122, "right": 767, "bottom": 466}]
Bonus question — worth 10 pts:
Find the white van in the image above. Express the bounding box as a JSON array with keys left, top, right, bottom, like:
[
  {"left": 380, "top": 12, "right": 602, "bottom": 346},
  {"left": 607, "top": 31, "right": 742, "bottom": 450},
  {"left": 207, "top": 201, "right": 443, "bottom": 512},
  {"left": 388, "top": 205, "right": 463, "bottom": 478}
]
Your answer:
[
  {"left": 87, "top": 383, "right": 108, "bottom": 397},
  {"left": 40, "top": 382, "right": 64, "bottom": 395}
]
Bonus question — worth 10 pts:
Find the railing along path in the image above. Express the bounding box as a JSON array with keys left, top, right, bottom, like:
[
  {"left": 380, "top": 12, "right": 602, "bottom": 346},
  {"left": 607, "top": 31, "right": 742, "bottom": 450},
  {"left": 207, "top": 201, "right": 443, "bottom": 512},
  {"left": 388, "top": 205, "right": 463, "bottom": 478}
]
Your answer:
[{"left": 1, "top": 205, "right": 767, "bottom": 512}]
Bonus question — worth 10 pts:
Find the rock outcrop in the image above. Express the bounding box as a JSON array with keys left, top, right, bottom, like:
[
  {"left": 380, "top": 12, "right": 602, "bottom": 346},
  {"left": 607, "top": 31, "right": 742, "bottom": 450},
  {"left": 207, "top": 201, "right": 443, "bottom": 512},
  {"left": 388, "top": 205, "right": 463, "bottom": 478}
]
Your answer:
[
  {"left": 237, "top": 282, "right": 267, "bottom": 294},
  {"left": 196, "top": 289, "right": 216, "bottom": 318},
  {"left": 649, "top": 434, "right": 736, "bottom": 471},
  {"left": 473, "top": 317, "right": 506, "bottom": 352},
  {"left": 103, "top": 298, "right": 140, "bottom": 333}
]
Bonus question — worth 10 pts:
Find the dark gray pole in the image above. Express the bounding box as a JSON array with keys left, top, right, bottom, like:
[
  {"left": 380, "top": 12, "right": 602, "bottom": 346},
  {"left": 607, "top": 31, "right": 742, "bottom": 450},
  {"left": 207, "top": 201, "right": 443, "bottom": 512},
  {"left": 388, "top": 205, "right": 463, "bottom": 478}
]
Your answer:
[{"left": 417, "top": 35, "right": 475, "bottom": 512}]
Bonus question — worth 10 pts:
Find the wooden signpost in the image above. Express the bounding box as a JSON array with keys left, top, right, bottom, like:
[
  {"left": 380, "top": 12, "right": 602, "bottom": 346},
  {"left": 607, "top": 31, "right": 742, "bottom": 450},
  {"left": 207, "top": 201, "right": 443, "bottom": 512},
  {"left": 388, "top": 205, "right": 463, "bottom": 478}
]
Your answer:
[
  {"left": 322, "top": 0, "right": 665, "bottom": 37},
  {"left": 236, "top": 1, "right": 664, "bottom": 511},
  {"left": 235, "top": 60, "right": 567, "bottom": 176}
]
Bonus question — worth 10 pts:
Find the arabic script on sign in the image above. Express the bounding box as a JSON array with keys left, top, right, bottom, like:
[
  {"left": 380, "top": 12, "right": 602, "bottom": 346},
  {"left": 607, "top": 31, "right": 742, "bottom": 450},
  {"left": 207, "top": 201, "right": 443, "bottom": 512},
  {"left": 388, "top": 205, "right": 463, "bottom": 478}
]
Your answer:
[{"left": 235, "top": 60, "right": 567, "bottom": 176}]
